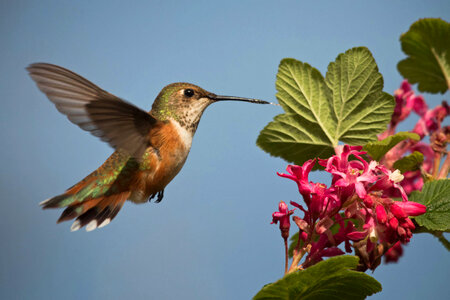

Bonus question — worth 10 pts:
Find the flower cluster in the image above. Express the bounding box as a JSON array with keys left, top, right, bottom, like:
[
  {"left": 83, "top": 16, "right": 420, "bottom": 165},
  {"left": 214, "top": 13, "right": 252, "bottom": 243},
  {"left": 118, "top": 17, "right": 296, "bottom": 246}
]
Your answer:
[
  {"left": 270, "top": 80, "right": 447, "bottom": 273},
  {"left": 273, "top": 145, "right": 426, "bottom": 272},
  {"left": 380, "top": 80, "right": 449, "bottom": 195},
  {"left": 375, "top": 80, "right": 449, "bottom": 261}
]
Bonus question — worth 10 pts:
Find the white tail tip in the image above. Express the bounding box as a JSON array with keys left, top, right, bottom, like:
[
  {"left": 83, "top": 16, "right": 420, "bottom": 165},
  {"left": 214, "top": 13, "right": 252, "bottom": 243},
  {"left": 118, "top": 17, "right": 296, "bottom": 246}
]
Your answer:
[
  {"left": 98, "top": 218, "right": 111, "bottom": 229},
  {"left": 39, "top": 198, "right": 51, "bottom": 206},
  {"left": 70, "top": 220, "right": 81, "bottom": 232},
  {"left": 85, "top": 220, "right": 98, "bottom": 232}
]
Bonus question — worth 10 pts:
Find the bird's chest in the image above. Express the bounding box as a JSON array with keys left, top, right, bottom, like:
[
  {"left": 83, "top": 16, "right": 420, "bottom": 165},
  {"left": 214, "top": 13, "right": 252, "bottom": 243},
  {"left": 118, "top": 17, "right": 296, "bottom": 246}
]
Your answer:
[
  {"left": 139, "top": 120, "right": 193, "bottom": 194},
  {"left": 156, "top": 120, "right": 192, "bottom": 173}
]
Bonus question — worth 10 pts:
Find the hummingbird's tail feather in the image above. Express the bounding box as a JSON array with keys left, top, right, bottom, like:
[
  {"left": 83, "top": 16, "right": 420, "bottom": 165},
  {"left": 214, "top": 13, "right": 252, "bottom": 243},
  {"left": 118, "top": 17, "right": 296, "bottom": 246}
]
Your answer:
[
  {"left": 44, "top": 191, "right": 130, "bottom": 232},
  {"left": 40, "top": 157, "right": 134, "bottom": 231},
  {"left": 65, "top": 192, "right": 129, "bottom": 232}
]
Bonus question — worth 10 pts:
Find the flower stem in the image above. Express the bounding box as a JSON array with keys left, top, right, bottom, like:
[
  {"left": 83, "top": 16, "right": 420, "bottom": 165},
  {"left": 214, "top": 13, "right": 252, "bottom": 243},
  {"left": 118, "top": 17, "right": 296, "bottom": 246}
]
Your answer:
[
  {"left": 284, "top": 238, "right": 289, "bottom": 274},
  {"left": 438, "top": 152, "right": 450, "bottom": 179},
  {"left": 288, "top": 249, "right": 306, "bottom": 274},
  {"left": 432, "top": 151, "right": 442, "bottom": 178}
]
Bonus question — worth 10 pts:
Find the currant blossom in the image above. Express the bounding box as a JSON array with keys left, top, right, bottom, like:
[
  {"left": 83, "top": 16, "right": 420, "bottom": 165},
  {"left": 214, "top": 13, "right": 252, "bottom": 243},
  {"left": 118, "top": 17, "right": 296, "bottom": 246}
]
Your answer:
[
  {"left": 371, "top": 165, "right": 408, "bottom": 201},
  {"left": 271, "top": 201, "right": 295, "bottom": 239},
  {"left": 277, "top": 160, "right": 315, "bottom": 199},
  {"left": 273, "top": 140, "right": 427, "bottom": 271}
]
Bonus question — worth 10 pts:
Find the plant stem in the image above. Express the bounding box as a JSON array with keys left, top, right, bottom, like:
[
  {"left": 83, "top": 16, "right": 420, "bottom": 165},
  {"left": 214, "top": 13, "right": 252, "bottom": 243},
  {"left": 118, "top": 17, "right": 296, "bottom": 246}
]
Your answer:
[
  {"left": 288, "top": 249, "right": 306, "bottom": 274},
  {"left": 432, "top": 151, "right": 442, "bottom": 178},
  {"left": 284, "top": 238, "right": 289, "bottom": 274},
  {"left": 438, "top": 152, "right": 450, "bottom": 179}
]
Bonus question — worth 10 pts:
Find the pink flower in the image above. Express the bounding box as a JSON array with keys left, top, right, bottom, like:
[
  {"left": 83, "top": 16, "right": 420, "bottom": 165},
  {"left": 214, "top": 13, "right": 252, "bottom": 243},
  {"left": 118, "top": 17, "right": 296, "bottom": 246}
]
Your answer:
[
  {"left": 384, "top": 241, "right": 403, "bottom": 263},
  {"left": 320, "top": 145, "right": 366, "bottom": 174},
  {"left": 332, "top": 161, "right": 378, "bottom": 199},
  {"left": 395, "top": 201, "right": 426, "bottom": 217},
  {"left": 388, "top": 217, "right": 399, "bottom": 230},
  {"left": 390, "top": 203, "right": 407, "bottom": 219},
  {"left": 413, "top": 101, "right": 449, "bottom": 138},
  {"left": 304, "top": 234, "right": 345, "bottom": 267},
  {"left": 346, "top": 213, "right": 378, "bottom": 242},
  {"left": 390, "top": 80, "right": 427, "bottom": 123},
  {"left": 309, "top": 183, "right": 336, "bottom": 219},
  {"left": 277, "top": 160, "right": 315, "bottom": 199},
  {"left": 333, "top": 215, "right": 355, "bottom": 253},
  {"left": 390, "top": 80, "right": 428, "bottom": 129},
  {"left": 347, "top": 230, "right": 368, "bottom": 241},
  {"left": 271, "top": 201, "right": 295, "bottom": 239},
  {"left": 375, "top": 205, "right": 387, "bottom": 223},
  {"left": 372, "top": 166, "right": 408, "bottom": 201},
  {"left": 273, "top": 136, "right": 429, "bottom": 271}
]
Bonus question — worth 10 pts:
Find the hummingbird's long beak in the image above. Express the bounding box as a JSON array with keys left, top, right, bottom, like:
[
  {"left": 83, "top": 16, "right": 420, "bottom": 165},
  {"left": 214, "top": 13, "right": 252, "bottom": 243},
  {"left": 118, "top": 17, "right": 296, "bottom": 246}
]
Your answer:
[{"left": 209, "top": 94, "right": 274, "bottom": 105}]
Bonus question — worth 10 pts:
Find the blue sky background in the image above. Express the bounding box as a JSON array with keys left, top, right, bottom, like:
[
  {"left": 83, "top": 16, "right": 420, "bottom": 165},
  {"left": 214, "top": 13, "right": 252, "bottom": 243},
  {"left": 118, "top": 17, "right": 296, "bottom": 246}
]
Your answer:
[{"left": 1, "top": 1, "right": 449, "bottom": 299}]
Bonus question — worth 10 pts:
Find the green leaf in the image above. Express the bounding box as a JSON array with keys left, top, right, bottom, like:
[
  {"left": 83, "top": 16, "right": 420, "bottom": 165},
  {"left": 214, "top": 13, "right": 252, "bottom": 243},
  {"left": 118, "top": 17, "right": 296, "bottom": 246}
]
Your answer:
[
  {"left": 363, "top": 132, "right": 420, "bottom": 161},
  {"left": 257, "top": 47, "right": 395, "bottom": 165},
  {"left": 253, "top": 256, "right": 381, "bottom": 300},
  {"left": 398, "top": 18, "right": 450, "bottom": 93},
  {"left": 410, "top": 179, "right": 450, "bottom": 231},
  {"left": 393, "top": 151, "right": 424, "bottom": 173}
]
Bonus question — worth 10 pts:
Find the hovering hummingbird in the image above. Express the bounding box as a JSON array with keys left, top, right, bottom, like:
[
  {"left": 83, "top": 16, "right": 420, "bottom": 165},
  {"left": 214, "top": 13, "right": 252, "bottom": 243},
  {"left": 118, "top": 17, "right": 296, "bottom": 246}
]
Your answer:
[{"left": 27, "top": 63, "right": 272, "bottom": 232}]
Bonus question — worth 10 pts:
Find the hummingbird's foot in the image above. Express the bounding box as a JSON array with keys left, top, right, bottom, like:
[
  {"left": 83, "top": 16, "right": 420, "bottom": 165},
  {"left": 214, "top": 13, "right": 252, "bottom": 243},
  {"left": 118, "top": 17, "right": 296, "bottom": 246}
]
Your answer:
[
  {"left": 148, "top": 189, "right": 164, "bottom": 203},
  {"left": 155, "top": 190, "right": 164, "bottom": 203},
  {"left": 148, "top": 193, "right": 156, "bottom": 202}
]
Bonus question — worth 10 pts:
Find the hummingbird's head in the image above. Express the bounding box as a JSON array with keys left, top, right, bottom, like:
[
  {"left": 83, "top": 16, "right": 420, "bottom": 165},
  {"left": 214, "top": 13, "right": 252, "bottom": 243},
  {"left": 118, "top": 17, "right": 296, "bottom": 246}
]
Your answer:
[{"left": 151, "top": 82, "right": 271, "bottom": 132}]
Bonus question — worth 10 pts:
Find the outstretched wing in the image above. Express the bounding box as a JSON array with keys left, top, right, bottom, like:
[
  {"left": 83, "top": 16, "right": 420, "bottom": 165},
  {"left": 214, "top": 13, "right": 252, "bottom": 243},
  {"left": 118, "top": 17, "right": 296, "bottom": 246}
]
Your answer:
[{"left": 27, "top": 63, "right": 159, "bottom": 159}]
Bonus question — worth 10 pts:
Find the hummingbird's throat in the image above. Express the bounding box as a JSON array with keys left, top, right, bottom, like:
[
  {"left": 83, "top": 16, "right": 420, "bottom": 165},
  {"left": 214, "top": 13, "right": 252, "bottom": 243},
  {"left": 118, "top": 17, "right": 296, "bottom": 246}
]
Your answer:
[{"left": 171, "top": 97, "right": 212, "bottom": 133}]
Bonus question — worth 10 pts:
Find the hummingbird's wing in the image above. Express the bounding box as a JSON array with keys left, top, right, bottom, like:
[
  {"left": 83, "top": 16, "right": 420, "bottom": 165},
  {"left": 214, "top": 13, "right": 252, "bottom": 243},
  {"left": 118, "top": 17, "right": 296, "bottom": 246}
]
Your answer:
[{"left": 27, "top": 63, "right": 160, "bottom": 160}]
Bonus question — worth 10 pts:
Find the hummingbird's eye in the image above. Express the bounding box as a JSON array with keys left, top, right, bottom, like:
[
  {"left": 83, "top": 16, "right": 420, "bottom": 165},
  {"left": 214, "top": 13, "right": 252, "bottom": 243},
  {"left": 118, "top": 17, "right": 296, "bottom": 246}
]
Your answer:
[{"left": 184, "top": 89, "right": 194, "bottom": 97}]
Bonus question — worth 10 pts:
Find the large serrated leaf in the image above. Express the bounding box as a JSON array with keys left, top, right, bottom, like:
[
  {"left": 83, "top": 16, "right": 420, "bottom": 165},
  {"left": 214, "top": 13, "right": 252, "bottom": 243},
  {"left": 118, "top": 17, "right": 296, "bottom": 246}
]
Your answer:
[
  {"left": 410, "top": 179, "right": 450, "bottom": 231},
  {"left": 253, "top": 256, "right": 381, "bottom": 300},
  {"left": 398, "top": 18, "right": 450, "bottom": 94},
  {"left": 325, "top": 49, "right": 395, "bottom": 146},
  {"left": 363, "top": 132, "right": 420, "bottom": 161},
  {"left": 257, "top": 47, "right": 394, "bottom": 165}
]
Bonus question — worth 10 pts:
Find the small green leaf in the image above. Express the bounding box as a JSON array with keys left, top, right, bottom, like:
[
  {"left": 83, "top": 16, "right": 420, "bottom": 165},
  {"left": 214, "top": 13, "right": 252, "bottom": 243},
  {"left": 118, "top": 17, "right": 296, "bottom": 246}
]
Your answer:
[
  {"left": 410, "top": 179, "right": 450, "bottom": 231},
  {"left": 363, "top": 132, "right": 420, "bottom": 161},
  {"left": 398, "top": 18, "right": 450, "bottom": 93},
  {"left": 257, "top": 47, "right": 394, "bottom": 165},
  {"left": 253, "top": 256, "right": 381, "bottom": 300},
  {"left": 393, "top": 151, "right": 424, "bottom": 173}
]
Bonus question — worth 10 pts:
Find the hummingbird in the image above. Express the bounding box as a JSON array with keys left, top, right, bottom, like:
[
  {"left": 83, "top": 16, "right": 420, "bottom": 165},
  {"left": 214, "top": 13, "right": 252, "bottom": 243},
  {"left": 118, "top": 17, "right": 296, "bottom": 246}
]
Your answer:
[{"left": 27, "top": 63, "right": 272, "bottom": 232}]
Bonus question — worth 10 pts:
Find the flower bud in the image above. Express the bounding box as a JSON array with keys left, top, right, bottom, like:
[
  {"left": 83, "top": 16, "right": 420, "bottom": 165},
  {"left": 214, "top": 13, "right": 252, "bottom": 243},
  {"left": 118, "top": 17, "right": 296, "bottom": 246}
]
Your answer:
[
  {"left": 388, "top": 217, "right": 399, "bottom": 230},
  {"left": 271, "top": 201, "right": 294, "bottom": 240},
  {"left": 390, "top": 203, "right": 407, "bottom": 219},
  {"left": 375, "top": 205, "right": 387, "bottom": 223},
  {"left": 395, "top": 201, "right": 426, "bottom": 217}
]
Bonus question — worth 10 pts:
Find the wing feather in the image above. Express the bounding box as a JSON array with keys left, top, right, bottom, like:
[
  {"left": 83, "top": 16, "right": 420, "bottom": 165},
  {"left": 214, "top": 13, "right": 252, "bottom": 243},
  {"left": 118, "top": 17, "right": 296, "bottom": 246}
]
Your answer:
[{"left": 27, "top": 63, "right": 159, "bottom": 159}]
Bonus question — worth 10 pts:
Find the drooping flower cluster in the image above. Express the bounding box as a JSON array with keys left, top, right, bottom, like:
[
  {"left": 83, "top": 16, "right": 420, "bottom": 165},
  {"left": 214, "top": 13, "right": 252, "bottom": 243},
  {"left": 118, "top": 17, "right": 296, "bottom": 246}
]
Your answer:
[
  {"left": 270, "top": 80, "right": 447, "bottom": 273},
  {"left": 380, "top": 80, "right": 449, "bottom": 195},
  {"left": 273, "top": 145, "right": 426, "bottom": 272},
  {"left": 375, "top": 80, "right": 448, "bottom": 261}
]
